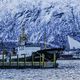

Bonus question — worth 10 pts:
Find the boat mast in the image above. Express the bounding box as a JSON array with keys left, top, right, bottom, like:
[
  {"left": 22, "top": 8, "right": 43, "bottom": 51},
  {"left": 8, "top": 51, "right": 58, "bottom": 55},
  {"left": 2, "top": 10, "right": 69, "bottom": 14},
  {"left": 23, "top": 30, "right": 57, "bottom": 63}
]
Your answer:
[
  {"left": 44, "top": 27, "right": 47, "bottom": 49},
  {"left": 19, "top": 26, "right": 27, "bottom": 46}
]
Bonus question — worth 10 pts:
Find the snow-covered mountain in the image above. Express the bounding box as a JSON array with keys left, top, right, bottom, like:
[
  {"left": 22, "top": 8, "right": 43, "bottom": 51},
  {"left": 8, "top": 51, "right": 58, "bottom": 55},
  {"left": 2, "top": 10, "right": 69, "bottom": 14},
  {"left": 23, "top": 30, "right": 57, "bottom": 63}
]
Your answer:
[{"left": 0, "top": 0, "right": 80, "bottom": 48}]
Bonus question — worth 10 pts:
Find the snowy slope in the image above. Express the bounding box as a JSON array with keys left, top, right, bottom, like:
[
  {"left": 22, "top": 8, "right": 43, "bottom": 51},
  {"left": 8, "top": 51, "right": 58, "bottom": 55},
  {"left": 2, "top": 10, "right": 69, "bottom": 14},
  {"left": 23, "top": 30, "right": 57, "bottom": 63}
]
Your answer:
[{"left": 0, "top": 0, "right": 80, "bottom": 48}]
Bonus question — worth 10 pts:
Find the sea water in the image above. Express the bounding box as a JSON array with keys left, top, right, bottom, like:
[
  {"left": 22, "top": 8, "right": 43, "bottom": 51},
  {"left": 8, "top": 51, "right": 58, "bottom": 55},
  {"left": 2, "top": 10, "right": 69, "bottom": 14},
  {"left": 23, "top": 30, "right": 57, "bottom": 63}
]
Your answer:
[{"left": 0, "top": 60, "right": 80, "bottom": 80}]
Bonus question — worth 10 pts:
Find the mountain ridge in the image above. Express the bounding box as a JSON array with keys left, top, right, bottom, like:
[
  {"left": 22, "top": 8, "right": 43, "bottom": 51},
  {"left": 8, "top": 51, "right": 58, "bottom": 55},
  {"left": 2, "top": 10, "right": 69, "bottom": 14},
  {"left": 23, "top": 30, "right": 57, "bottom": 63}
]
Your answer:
[{"left": 0, "top": 0, "right": 80, "bottom": 48}]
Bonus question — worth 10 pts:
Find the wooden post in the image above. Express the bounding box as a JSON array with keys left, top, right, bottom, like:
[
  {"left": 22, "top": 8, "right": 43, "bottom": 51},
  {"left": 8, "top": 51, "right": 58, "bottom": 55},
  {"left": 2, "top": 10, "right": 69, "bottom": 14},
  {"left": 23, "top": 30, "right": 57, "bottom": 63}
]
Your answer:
[
  {"left": 24, "top": 54, "right": 26, "bottom": 67},
  {"left": 2, "top": 49, "right": 6, "bottom": 66},
  {"left": 39, "top": 54, "right": 41, "bottom": 67},
  {"left": 42, "top": 54, "right": 44, "bottom": 67},
  {"left": 32, "top": 53, "right": 34, "bottom": 67},
  {"left": 2, "top": 52, "right": 4, "bottom": 66},
  {"left": 9, "top": 54, "right": 11, "bottom": 66},
  {"left": 17, "top": 54, "right": 19, "bottom": 67},
  {"left": 53, "top": 53, "right": 56, "bottom": 65}
]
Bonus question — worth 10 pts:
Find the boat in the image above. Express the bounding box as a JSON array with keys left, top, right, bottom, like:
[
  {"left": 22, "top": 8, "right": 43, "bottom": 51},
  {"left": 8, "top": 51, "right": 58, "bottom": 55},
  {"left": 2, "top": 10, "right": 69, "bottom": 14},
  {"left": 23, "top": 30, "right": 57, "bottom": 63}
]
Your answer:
[
  {"left": 16, "top": 26, "right": 41, "bottom": 58},
  {"left": 0, "top": 26, "right": 64, "bottom": 68}
]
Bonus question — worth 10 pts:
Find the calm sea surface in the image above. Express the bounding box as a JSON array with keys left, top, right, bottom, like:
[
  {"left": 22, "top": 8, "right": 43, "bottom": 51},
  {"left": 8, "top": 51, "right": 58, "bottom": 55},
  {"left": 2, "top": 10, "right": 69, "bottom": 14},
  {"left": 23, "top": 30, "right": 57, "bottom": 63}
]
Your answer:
[{"left": 0, "top": 60, "right": 80, "bottom": 80}]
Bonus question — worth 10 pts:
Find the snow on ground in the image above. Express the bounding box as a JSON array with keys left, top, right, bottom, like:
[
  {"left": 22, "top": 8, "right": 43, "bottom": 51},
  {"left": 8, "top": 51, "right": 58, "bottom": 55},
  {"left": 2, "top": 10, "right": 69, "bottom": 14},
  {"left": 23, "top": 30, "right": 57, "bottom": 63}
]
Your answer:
[{"left": 0, "top": 60, "right": 80, "bottom": 80}]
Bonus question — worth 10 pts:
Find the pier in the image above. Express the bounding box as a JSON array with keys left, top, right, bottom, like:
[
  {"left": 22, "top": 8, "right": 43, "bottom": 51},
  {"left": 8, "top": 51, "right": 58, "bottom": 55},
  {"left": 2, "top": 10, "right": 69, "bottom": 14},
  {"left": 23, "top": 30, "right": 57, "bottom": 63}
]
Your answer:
[
  {"left": 0, "top": 48, "right": 64, "bottom": 69},
  {"left": 0, "top": 54, "right": 57, "bottom": 69}
]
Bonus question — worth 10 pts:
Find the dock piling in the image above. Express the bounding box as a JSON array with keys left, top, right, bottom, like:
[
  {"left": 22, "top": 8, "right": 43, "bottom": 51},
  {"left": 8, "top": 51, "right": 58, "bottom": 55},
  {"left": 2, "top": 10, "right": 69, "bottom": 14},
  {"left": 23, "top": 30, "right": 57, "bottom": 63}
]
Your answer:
[
  {"left": 24, "top": 54, "right": 26, "bottom": 67},
  {"left": 2, "top": 53, "right": 4, "bottom": 67},
  {"left": 17, "top": 54, "right": 19, "bottom": 67},
  {"left": 39, "top": 54, "right": 41, "bottom": 67},
  {"left": 9, "top": 54, "right": 11, "bottom": 66},
  {"left": 42, "top": 54, "right": 45, "bottom": 67},
  {"left": 32, "top": 53, "right": 34, "bottom": 67},
  {"left": 53, "top": 53, "right": 56, "bottom": 68}
]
